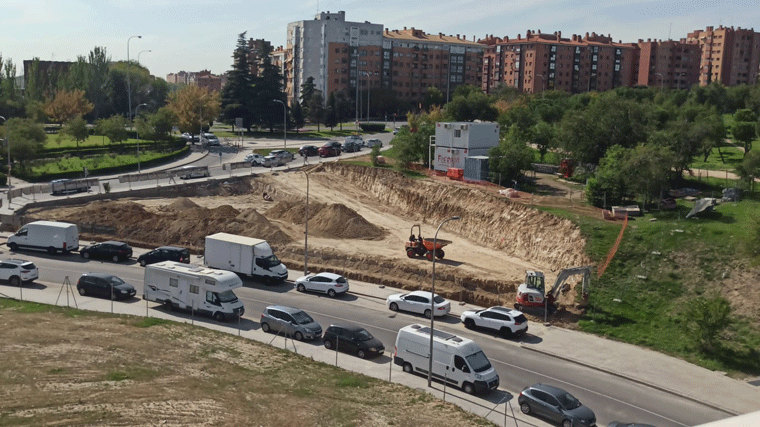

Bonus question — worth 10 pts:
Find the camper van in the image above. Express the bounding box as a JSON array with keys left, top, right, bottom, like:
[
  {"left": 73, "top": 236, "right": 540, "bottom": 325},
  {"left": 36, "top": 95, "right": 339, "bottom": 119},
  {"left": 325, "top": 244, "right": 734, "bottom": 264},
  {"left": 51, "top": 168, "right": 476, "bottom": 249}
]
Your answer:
[
  {"left": 394, "top": 324, "right": 499, "bottom": 395},
  {"left": 143, "top": 261, "right": 245, "bottom": 322},
  {"left": 7, "top": 221, "right": 79, "bottom": 255}
]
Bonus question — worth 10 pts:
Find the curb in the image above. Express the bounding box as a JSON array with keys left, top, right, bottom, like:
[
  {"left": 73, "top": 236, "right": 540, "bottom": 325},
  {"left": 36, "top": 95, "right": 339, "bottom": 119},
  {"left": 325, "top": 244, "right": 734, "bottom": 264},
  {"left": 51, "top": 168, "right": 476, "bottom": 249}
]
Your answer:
[{"left": 519, "top": 343, "right": 739, "bottom": 416}]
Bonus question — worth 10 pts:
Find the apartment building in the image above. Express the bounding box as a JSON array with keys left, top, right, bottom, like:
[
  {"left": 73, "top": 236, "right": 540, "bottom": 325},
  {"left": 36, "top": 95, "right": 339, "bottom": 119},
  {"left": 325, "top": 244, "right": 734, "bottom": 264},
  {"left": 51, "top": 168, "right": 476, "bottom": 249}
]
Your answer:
[
  {"left": 165, "top": 70, "right": 224, "bottom": 92},
  {"left": 381, "top": 27, "right": 486, "bottom": 104},
  {"left": 636, "top": 39, "right": 701, "bottom": 89},
  {"left": 686, "top": 26, "right": 760, "bottom": 86},
  {"left": 480, "top": 30, "right": 637, "bottom": 95}
]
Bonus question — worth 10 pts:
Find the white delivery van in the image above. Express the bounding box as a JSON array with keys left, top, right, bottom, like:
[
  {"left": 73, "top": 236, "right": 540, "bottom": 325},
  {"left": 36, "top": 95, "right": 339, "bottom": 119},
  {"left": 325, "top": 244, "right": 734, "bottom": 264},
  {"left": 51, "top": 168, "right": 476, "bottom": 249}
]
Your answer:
[
  {"left": 394, "top": 324, "right": 499, "bottom": 395},
  {"left": 143, "top": 261, "right": 245, "bottom": 322},
  {"left": 7, "top": 221, "right": 79, "bottom": 255},
  {"left": 204, "top": 232, "right": 288, "bottom": 283}
]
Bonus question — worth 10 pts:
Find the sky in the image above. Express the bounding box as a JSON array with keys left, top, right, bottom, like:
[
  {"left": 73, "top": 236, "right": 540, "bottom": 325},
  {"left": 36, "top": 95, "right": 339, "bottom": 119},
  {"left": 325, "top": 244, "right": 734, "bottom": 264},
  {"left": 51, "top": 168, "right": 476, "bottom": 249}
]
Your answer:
[{"left": 1, "top": 0, "right": 759, "bottom": 80}]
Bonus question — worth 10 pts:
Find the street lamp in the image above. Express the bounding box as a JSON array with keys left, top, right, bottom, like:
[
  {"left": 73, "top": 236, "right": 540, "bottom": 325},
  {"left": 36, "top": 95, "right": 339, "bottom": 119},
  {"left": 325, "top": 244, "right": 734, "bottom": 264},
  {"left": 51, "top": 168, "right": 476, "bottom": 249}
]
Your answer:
[
  {"left": 427, "top": 215, "right": 461, "bottom": 388},
  {"left": 302, "top": 171, "right": 309, "bottom": 276},
  {"left": 537, "top": 74, "right": 546, "bottom": 98},
  {"left": 127, "top": 35, "right": 142, "bottom": 122},
  {"left": 272, "top": 99, "right": 287, "bottom": 149},
  {"left": 137, "top": 49, "right": 151, "bottom": 65},
  {"left": 654, "top": 72, "right": 664, "bottom": 90},
  {"left": 135, "top": 104, "right": 147, "bottom": 173},
  {"left": 0, "top": 115, "right": 8, "bottom": 193}
]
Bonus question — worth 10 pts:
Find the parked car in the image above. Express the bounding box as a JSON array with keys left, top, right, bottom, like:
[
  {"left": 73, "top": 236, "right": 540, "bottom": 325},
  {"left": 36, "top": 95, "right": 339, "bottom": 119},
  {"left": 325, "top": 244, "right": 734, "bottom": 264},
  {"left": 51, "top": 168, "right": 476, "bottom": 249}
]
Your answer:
[
  {"left": 386, "top": 290, "right": 451, "bottom": 318},
  {"left": 201, "top": 133, "right": 220, "bottom": 146},
  {"left": 461, "top": 306, "right": 528, "bottom": 338},
  {"left": 299, "top": 145, "right": 319, "bottom": 157},
  {"left": 607, "top": 423, "right": 656, "bottom": 427},
  {"left": 0, "top": 259, "right": 39, "bottom": 287},
  {"left": 342, "top": 140, "right": 361, "bottom": 153},
  {"left": 51, "top": 179, "right": 91, "bottom": 196},
  {"left": 262, "top": 154, "right": 281, "bottom": 167},
  {"left": 270, "top": 149, "right": 295, "bottom": 163},
  {"left": 244, "top": 153, "right": 265, "bottom": 165},
  {"left": 318, "top": 141, "right": 342, "bottom": 157},
  {"left": 76, "top": 273, "right": 136, "bottom": 300},
  {"left": 176, "top": 165, "right": 210, "bottom": 179},
  {"left": 295, "top": 272, "right": 349, "bottom": 297},
  {"left": 345, "top": 135, "right": 364, "bottom": 146},
  {"left": 365, "top": 138, "right": 383, "bottom": 148},
  {"left": 260, "top": 305, "right": 322, "bottom": 341},
  {"left": 180, "top": 133, "right": 199, "bottom": 143},
  {"left": 323, "top": 324, "right": 384, "bottom": 359},
  {"left": 136, "top": 246, "right": 191, "bottom": 267},
  {"left": 80, "top": 241, "right": 133, "bottom": 262},
  {"left": 518, "top": 383, "right": 597, "bottom": 427}
]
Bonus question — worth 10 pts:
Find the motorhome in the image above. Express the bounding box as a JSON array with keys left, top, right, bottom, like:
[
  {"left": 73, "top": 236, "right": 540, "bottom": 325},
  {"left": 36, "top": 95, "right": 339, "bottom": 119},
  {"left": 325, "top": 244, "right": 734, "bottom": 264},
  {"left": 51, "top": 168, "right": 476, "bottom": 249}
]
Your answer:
[
  {"left": 143, "top": 261, "right": 245, "bottom": 322},
  {"left": 6, "top": 221, "right": 79, "bottom": 255},
  {"left": 394, "top": 324, "right": 499, "bottom": 395}
]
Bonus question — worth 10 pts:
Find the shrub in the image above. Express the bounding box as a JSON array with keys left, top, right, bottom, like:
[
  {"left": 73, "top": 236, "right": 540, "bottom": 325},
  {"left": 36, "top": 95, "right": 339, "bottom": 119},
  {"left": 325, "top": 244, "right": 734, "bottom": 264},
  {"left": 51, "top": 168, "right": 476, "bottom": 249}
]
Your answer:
[
  {"left": 103, "top": 182, "right": 111, "bottom": 193},
  {"left": 0, "top": 173, "right": 6, "bottom": 187},
  {"left": 359, "top": 122, "right": 386, "bottom": 133},
  {"left": 371, "top": 144, "right": 381, "bottom": 166}
]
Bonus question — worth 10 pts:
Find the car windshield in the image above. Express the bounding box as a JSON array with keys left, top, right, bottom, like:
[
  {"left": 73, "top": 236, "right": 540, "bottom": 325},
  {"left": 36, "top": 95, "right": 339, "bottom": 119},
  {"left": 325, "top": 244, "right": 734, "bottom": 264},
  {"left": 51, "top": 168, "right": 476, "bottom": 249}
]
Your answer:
[
  {"left": 217, "top": 290, "right": 238, "bottom": 303},
  {"left": 292, "top": 310, "right": 314, "bottom": 325},
  {"left": 109, "top": 276, "right": 126, "bottom": 286},
  {"left": 559, "top": 392, "right": 581, "bottom": 409},
  {"left": 261, "top": 254, "right": 280, "bottom": 268},
  {"left": 355, "top": 329, "right": 373, "bottom": 341},
  {"left": 433, "top": 295, "right": 446, "bottom": 304},
  {"left": 336, "top": 276, "right": 347, "bottom": 283},
  {"left": 465, "top": 351, "right": 492, "bottom": 373}
]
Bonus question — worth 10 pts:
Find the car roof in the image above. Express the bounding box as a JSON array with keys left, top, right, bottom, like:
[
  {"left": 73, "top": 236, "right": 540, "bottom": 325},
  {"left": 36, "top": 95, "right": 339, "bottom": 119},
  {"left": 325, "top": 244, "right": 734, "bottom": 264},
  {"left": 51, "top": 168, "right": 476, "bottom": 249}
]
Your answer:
[
  {"left": 327, "top": 324, "right": 366, "bottom": 333},
  {"left": 2, "top": 259, "right": 33, "bottom": 265},
  {"left": 407, "top": 290, "right": 440, "bottom": 298},
  {"left": 313, "top": 272, "right": 343, "bottom": 280},
  {"left": 82, "top": 272, "right": 120, "bottom": 280},
  {"left": 157, "top": 246, "right": 188, "bottom": 251},
  {"left": 266, "top": 305, "right": 305, "bottom": 315},
  {"left": 489, "top": 306, "right": 523, "bottom": 316},
  {"left": 527, "top": 383, "right": 567, "bottom": 396},
  {"left": 101, "top": 241, "right": 128, "bottom": 245}
]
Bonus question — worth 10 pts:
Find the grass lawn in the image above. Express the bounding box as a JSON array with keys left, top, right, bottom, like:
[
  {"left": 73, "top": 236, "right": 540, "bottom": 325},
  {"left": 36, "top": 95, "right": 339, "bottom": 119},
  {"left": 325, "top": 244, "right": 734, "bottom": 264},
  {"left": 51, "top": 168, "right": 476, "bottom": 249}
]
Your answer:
[
  {"left": 689, "top": 141, "right": 747, "bottom": 171},
  {"left": 45, "top": 133, "right": 173, "bottom": 150},
  {"left": 31, "top": 149, "right": 186, "bottom": 175}
]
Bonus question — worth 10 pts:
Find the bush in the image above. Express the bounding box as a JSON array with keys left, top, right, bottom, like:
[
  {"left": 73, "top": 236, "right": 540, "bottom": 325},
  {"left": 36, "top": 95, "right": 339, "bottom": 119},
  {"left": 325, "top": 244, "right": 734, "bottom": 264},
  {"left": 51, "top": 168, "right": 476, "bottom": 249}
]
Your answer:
[
  {"left": 682, "top": 293, "right": 732, "bottom": 352},
  {"left": 103, "top": 182, "right": 111, "bottom": 193},
  {"left": 359, "top": 123, "right": 386, "bottom": 133},
  {"left": 0, "top": 173, "right": 6, "bottom": 186},
  {"left": 371, "top": 145, "right": 381, "bottom": 166}
]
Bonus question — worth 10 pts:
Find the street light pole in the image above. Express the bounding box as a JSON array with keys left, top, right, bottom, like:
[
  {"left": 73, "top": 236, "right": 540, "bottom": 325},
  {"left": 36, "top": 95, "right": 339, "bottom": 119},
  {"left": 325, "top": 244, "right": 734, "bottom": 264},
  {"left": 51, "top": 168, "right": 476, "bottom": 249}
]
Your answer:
[
  {"left": 127, "top": 35, "right": 142, "bottom": 122},
  {"left": 137, "top": 49, "right": 151, "bottom": 65},
  {"left": 655, "top": 72, "right": 664, "bottom": 90},
  {"left": 135, "top": 103, "right": 147, "bottom": 173},
  {"left": 428, "top": 215, "right": 461, "bottom": 388},
  {"left": 537, "top": 74, "right": 546, "bottom": 99},
  {"left": 273, "top": 99, "right": 287, "bottom": 149},
  {"left": 302, "top": 171, "right": 309, "bottom": 276},
  {"left": 0, "top": 116, "right": 8, "bottom": 193}
]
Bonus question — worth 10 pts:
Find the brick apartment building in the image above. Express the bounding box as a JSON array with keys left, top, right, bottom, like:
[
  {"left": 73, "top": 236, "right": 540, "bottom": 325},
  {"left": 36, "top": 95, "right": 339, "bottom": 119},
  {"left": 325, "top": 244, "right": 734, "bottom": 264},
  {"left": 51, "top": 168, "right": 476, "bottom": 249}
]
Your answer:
[
  {"left": 166, "top": 69, "right": 224, "bottom": 92},
  {"left": 635, "top": 38, "right": 701, "bottom": 89},
  {"left": 479, "top": 30, "right": 637, "bottom": 95},
  {"left": 686, "top": 26, "right": 760, "bottom": 86}
]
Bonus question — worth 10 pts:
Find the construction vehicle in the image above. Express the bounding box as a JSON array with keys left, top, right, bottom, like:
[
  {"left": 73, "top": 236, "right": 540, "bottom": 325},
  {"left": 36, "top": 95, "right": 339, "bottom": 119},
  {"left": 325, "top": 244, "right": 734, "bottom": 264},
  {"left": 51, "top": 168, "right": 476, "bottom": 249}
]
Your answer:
[
  {"left": 405, "top": 224, "right": 451, "bottom": 261},
  {"left": 514, "top": 266, "right": 591, "bottom": 312}
]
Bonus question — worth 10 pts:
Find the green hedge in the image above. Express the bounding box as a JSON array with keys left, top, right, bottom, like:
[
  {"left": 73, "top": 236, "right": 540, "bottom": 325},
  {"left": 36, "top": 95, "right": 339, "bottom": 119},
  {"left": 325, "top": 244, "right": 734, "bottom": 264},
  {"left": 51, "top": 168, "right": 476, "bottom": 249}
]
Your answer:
[
  {"left": 359, "top": 123, "right": 386, "bottom": 132},
  {"left": 15, "top": 146, "right": 191, "bottom": 182},
  {"left": 38, "top": 140, "right": 186, "bottom": 159}
]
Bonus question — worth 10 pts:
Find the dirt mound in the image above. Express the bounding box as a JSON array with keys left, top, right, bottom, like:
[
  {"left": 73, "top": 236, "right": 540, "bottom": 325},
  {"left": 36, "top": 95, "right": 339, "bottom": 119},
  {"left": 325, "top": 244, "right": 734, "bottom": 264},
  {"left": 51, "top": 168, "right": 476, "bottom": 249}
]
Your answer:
[
  {"left": 165, "top": 197, "right": 200, "bottom": 211},
  {"left": 266, "top": 200, "right": 325, "bottom": 224},
  {"left": 309, "top": 203, "right": 386, "bottom": 240}
]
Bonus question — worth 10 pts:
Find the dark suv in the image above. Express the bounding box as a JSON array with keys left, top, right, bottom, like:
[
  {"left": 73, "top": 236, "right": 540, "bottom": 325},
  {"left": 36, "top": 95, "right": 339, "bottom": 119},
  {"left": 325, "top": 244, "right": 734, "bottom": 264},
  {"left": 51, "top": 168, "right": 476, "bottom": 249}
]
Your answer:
[
  {"left": 518, "top": 383, "right": 596, "bottom": 427},
  {"left": 137, "top": 246, "right": 191, "bottom": 267},
  {"left": 323, "top": 324, "right": 384, "bottom": 359},
  {"left": 77, "top": 273, "right": 136, "bottom": 300},
  {"left": 318, "top": 141, "right": 342, "bottom": 157},
  {"left": 80, "top": 241, "right": 133, "bottom": 262}
]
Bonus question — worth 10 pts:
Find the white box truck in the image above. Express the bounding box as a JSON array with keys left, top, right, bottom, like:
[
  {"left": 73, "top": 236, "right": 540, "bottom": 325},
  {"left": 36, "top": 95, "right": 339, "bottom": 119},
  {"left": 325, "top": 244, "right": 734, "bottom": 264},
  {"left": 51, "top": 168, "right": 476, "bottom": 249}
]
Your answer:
[
  {"left": 394, "top": 324, "right": 499, "bottom": 395},
  {"left": 7, "top": 221, "right": 79, "bottom": 255},
  {"left": 143, "top": 261, "right": 245, "bottom": 322},
  {"left": 204, "top": 232, "right": 288, "bottom": 283}
]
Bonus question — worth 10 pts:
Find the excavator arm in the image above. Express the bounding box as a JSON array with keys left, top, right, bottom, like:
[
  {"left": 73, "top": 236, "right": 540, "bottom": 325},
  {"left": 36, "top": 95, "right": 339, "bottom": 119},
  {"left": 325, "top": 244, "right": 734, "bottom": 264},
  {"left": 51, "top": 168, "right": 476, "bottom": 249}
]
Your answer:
[{"left": 548, "top": 266, "right": 592, "bottom": 301}]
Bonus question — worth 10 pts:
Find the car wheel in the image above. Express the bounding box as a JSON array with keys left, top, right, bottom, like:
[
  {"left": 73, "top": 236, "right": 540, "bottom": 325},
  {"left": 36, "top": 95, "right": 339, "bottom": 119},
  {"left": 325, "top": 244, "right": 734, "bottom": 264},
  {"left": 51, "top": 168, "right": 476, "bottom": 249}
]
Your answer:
[
  {"left": 357, "top": 349, "right": 366, "bottom": 359},
  {"left": 424, "top": 309, "right": 432, "bottom": 319},
  {"left": 47, "top": 247, "right": 57, "bottom": 255},
  {"left": 403, "top": 363, "right": 413, "bottom": 373},
  {"left": 164, "top": 300, "right": 173, "bottom": 311},
  {"left": 500, "top": 327, "right": 514, "bottom": 339},
  {"left": 520, "top": 403, "right": 531, "bottom": 415},
  {"left": 297, "top": 283, "right": 306, "bottom": 292},
  {"left": 389, "top": 302, "right": 399, "bottom": 311},
  {"left": 8, "top": 242, "right": 18, "bottom": 251},
  {"left": 324, "top": 339, "right": 333, "bottom": 349},
  {"left": 425, "top": 251, "right": 434, "bottom": 261},
  {"left": 294, "top": 331, "right": 304, "bottom": 341},
  {"left": 563, "top": 420, "right": 572, "bottom": 427},
  {"left": 112, "top": 255, "right": 120, "bottom": 263},
  {"left": 261, "top": 322, "right": 270, "bottom": 333},
  {"left": 464, "top": 318, "right": 475, "bottom": 329},
  {"left": 78, "top": 286, "right": 86, "bottom": 296},
  {"left": 82, "top": 252, "right": 90, "bottom": 259},
  {"left": 406, "top": 249, "right": 416, "bottom": 258},
  {"left": 327, "top": 289, "right": 336, "bottom": 298},
  {"left": 213, "top": 312, "right": 225, "bottom": 322},
  {"left": 139, "top": 259, "right": 147, "bottom": 267},
  {"left": 462, "top": 382, "right": 475, "bottom": 395},
  {"left": 9, "top": 276, "right": 20, "bottom": 287}
]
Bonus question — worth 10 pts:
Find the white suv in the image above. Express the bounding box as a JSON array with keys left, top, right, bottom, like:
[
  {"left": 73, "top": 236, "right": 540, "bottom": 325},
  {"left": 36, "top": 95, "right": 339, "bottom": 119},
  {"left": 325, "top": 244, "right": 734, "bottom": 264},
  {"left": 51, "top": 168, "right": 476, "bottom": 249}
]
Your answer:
[
  {"left": 0, "top": 259, "right": 39, "bottom": 287},
  {"left": 461, "top": 306, "right": 528, "bottom": 338}
]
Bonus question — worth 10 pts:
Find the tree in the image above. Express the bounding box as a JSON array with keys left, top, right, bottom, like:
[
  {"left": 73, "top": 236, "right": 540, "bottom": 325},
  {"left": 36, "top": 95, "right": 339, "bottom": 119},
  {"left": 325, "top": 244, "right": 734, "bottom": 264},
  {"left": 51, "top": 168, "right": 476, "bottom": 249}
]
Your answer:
[
  {"left": 682, "top": 293, "right": 731, "bottom": 353},
  {"left": 422, "top": 86, "right": 444, "bottom": 110},
  {"left": 63, "top": 115, "right": 89, "bottom": 149},
  {"left": 87, "top": 47, "right": 113, "bottom": 120},
  {"left": 290, "top": 100, "right": 305, "bottom": 132},
  {"left": 487, "top": 126, "right": 534, "bottom": 184},
  {"left": 306, "top": 91, "right": 325, "bottom": 132},
  {"left": 220, "top": 32, "right": 254, "bottom": 131},
  {"left": 585, "top": 145, "right": 630, "bottom": 208},
  {"left": 335, "top": 90, "right": 354, "bottom": 130},
  {"left": 252, "top": 42, "right": 285, "bottom": 132},
  {"left": 324, "top": 92, "right": 338, "bottom": 130},
  {"left": 45, "top": 89, "right": 94, "bottom": 126},
  {"left": 532, "top": 121, "right": 554, "bottom": 162},
  {"left": 25, "top": 58, "right": 44, "bottom": 102},
  {"left": 622, "top": 143, "right": 676, "bottom": 207},
  {"left": 392, "top": 110, "right": 440, "bottom": 168},
  {"left": 731, "top": 109, "right": 757, "bottom": 155},
  {"left": 690, "top": 107, "right": 726, "bottom": 162},
  {"left": 167, "top": 85, "right": 220, "bottom": 138},
  {"left": 149, "top": 107, "right": 177, "bottom": 141},
  {"left": 445, "top": 90, "right": 498, "bottom": 122},
  {"left": 4, "top": 118, "right": 46, "bottom": 171},
  {"left": 299, "top": 76, "right": 317, "bottom": 117},
  {"left": 735, "top": 149, "right": 760, "bottom": 191},
  {"left": 95, "top": 115, "right": 128, "bottom": 146}
]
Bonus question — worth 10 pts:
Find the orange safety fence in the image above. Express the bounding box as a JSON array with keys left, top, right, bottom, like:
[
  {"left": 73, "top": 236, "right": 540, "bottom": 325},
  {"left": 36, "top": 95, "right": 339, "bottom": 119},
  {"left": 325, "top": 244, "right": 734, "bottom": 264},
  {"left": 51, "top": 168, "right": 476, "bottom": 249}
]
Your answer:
[{"left": 597, "top": 214, "right": 628, "bottom": 279}]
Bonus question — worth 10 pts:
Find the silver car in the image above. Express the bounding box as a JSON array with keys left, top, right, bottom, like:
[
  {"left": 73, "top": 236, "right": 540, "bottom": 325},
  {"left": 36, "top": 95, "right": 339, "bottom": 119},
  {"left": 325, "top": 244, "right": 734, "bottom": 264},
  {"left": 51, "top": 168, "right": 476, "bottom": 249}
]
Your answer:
[
  {"left": 270, "top": 150, "right": 294, "bottom": 164},
  {"left": 260, "top": 305, "right": 322, "bottom": 341}
]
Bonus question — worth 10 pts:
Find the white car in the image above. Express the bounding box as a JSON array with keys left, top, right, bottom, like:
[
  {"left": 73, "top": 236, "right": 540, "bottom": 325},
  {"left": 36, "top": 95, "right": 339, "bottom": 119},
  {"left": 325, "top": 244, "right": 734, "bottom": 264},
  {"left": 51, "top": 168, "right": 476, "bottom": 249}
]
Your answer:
[
  {"left": 345, "top": 135, "right": 364, "bottom": 146},
  {"left": 365, "top": 139, "right": 383, "bottom": 148},
  {"left": 201, "top": 133, "right": 220, "bottom": 146},
  {"left": 270, "top": 150, "right": 295, "bottom": 163},
  {"left": 0, "top": 259, "right": 39, "bottom": 287},
  {"left": 177, "top": 166, "right": 210, "bottom": 179},
  {"left": 295, "top": 272, "right": 349, "bottom": 298},
  {"left": 244, "top": 153, "right": 264, "bottom": 166},
  {"left": 386, "top": 290, "right": 451, "bottom": 318},
  {"left": 461, "top": 306, "right": 528, "bottom": 338}
]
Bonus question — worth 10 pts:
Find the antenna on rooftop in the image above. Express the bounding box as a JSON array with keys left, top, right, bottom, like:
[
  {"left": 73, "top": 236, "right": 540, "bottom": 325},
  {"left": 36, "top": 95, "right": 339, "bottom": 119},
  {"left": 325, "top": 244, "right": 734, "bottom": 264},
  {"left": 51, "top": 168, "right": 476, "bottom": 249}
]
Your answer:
[{"left": 668, "top": 22, "right": 672, "bottom": 40}]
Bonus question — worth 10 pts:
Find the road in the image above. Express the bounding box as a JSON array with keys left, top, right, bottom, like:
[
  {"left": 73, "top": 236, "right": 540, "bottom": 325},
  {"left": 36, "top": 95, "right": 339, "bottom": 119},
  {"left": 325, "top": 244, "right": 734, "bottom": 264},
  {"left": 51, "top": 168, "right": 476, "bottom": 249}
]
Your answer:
[{"left": 5, "top": 248, "right": 731, "bottom": 427}]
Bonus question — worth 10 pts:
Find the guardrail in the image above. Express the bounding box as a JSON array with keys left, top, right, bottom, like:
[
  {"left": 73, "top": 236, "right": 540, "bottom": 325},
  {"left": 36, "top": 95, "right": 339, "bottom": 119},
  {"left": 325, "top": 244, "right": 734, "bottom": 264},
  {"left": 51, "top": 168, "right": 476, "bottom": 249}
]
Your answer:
[{"left": 223, "top": 161, "right": 253, "bottom": 171}]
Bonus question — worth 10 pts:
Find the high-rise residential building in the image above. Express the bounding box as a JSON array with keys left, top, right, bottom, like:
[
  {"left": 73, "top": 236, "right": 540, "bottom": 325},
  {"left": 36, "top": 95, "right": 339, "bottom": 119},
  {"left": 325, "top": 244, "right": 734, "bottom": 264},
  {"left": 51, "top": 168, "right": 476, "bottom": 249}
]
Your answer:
[
  {"left": 381, "top": 27, "right": 486, "bottom": 104},
  {"left": 686, "top": 26, "right": 760, "bottom": 86},
  {"left": 635, "top": 38, "right": 701, "bottom": 89},
  {"left": 480, "top": 30, "right": 637, "bottom": 95},
  {"left": 247, "top": 38, "right": 273, "bottom": 77}
]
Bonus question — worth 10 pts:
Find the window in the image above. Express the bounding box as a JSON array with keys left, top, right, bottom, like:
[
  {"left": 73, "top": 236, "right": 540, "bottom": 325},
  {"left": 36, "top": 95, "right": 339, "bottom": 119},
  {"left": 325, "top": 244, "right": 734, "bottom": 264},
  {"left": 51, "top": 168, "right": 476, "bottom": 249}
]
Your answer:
[
  {"left": 169, "top": 278, "right": 178, "bottom": 287},
  {"left": 454, "top": 355, "right": 470, "bottom": 372},
  {"left": 189, "top": 285, "right": 199, "bottom": 294},
  {"left": 206, "top": 291, "right": 219, "bottom": 304},
  {"left": 454, "top": 129, "right": 461, "bottom": 138}
]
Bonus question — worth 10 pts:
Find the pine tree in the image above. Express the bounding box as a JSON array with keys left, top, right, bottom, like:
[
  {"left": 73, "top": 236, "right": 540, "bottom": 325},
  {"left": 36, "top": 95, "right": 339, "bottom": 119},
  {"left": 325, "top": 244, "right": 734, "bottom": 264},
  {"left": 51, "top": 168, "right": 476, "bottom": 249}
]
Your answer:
[
  {"left": 220, "top": 32, "right": 254, "bottom": 131},
  {"left": 252, "top": 42, "right": 285, "bottom": 132}
]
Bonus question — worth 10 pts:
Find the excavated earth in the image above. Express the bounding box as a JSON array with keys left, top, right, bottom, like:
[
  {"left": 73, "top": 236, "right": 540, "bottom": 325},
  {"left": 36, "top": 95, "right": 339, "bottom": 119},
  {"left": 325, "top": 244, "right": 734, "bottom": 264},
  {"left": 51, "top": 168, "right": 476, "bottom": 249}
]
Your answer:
[{"left": 25, "top": 163, "right": 591, "bottom": 313}]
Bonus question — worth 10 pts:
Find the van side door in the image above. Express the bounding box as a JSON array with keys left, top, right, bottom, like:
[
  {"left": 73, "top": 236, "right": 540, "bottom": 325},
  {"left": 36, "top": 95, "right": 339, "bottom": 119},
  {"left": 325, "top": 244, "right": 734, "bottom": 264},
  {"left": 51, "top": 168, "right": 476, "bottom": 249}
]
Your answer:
[{"left": 452, "top": 355, "right": 470, "bottom": 386}]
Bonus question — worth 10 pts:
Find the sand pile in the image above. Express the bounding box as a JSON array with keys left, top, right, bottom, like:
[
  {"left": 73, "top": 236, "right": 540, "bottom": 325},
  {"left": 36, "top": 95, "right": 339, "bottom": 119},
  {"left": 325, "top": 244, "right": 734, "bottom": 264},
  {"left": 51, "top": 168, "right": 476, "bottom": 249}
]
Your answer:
[{"left": 267, "top": 200, "right": 385, "bottom": 240}]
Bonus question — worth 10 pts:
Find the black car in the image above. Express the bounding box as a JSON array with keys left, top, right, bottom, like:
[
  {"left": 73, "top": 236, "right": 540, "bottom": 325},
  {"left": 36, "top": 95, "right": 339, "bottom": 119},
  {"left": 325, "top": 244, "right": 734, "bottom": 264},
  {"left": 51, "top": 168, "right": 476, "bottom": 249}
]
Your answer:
[
  {"left": 76, "top": 273, "right": 136, "bottom": 300},
  {"left": 518, "top": 383, "right": 596, "bottom": 427},
  {"left": 299, "top": 145, "right": 319, "bottom": 157},
  {"left": 322, "top": 324, "right": 384, "bottom": 359},
  {"left": 137, "top": 246, "right": 191, "bottom": 267},
  {"left": 80, "top": 241, "right": 133, "bottom": 262},
  {"left": 318, "top": 141, "right": 342, "bottom": 157}
]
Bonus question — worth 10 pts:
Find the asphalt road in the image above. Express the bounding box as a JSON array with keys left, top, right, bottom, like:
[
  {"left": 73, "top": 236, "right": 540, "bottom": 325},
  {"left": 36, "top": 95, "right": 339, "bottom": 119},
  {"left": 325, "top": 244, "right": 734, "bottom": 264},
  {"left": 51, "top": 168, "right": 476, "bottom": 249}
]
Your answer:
[{"left": 9, "top": 249, "right": 731, "bottom": 427}]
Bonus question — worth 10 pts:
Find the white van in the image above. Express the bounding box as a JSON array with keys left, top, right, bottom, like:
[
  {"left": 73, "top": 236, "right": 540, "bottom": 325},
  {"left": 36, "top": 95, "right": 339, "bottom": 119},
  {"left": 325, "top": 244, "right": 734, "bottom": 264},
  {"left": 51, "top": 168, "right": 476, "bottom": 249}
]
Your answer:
[
  {"left": 7, "top": 221, "right": 79, "bottom": 255},
  {"left": 394, "top": 324, "right": 499, "bottom": 395},
  {"left": 143, "top": 261, "right": 245, "bottom": 322}
]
